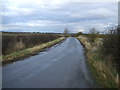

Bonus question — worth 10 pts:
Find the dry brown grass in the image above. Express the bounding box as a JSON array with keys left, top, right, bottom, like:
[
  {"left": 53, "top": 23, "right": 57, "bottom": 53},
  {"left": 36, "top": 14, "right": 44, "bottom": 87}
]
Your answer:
[
  {"left": 2, "top": 33, "right": 61, "bottom": 55},
  {"left": 2, "top": 37, "right": 66, "bottom": 64},
  {"left": 77, "top": 35, "right": 119, "bottom": 88}
]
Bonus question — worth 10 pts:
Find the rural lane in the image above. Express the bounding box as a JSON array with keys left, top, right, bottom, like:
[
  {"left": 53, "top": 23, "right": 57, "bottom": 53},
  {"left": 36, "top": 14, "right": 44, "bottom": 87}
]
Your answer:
[{"left": 2, "top": 37, "right": 97, "bottom": 88}]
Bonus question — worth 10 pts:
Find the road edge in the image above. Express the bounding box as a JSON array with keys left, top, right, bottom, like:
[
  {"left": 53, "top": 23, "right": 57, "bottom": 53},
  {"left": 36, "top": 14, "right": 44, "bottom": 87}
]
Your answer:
[{"left": 2, "top": 37, "right": 66, "bottom": 66}]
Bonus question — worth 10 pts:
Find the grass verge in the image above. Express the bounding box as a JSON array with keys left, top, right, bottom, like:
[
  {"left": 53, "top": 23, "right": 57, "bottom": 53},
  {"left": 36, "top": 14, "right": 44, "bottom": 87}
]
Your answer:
[
  {"left": 1, "top": 37, "right": 66, "bottom": 65},
  {"left": 77, "top": 35, "right": 119, "bottom": 88}
]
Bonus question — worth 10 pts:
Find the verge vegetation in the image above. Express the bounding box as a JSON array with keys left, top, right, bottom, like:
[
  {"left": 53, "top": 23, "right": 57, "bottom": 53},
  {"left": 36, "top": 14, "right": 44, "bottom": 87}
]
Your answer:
[
  {"left": 2, "top": 32, "right": 63, "bottom": 55},
  {"left": 1, "top": 32, "right": 66, "bottom": 64},
  {"left": 77, "top": 26, "right": 120, "bottom": 88}
]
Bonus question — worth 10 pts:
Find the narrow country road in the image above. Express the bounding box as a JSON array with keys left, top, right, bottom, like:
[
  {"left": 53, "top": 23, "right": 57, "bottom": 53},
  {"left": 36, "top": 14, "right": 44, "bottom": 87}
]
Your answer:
[{"left": 2, "top": 37, "right": 97, "bottom": 88}]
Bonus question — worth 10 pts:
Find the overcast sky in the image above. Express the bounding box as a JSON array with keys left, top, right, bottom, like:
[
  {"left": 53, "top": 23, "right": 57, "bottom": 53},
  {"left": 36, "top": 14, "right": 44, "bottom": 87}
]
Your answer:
[{"left": 1, "top": 0, "right": 119, "bottom": 33}]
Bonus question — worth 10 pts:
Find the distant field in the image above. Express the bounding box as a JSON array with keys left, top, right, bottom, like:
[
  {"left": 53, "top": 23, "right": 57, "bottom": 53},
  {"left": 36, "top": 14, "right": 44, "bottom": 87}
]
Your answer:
[{"left": 2, "top": 32, "right": 63, "bottom": 55}]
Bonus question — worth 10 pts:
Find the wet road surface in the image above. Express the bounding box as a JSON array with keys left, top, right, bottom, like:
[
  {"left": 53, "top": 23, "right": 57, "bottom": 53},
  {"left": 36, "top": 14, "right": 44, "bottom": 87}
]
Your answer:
[{"left": 2, "top": 37, "right": 97, "bottom": 88}]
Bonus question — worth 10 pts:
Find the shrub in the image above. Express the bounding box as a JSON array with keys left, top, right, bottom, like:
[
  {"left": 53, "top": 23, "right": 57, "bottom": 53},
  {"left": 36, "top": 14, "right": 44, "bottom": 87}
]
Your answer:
[
  {"left": 72, "top": 32, "right": 83, "bottom": 37},
  {"left": 102, "top": 26, "right": 120, "bottom": 73}
]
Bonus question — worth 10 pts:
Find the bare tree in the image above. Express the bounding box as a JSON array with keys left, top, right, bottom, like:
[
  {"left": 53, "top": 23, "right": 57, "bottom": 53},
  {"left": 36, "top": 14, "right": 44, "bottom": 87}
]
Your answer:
[
  {"left": 89, "top": 28, "right": 99, "bottom": 42},
  {"left": 63, "top": 28, "right": 69, "bottom": 34},
  {"left": 89, "top": 28, "right": 100, "bottom": 34}
]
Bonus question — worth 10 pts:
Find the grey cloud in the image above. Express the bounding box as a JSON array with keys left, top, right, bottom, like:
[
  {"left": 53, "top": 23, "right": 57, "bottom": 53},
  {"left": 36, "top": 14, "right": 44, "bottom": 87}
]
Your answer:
[{"left": 1, "top": 1, "right": 118, "bottom": 33}]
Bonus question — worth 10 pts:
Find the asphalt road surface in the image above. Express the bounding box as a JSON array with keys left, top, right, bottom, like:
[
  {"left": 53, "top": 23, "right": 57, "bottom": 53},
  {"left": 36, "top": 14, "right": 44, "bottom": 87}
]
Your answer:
[{"left": 2, "top": 37, "right": 97, "bottom": 88}]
